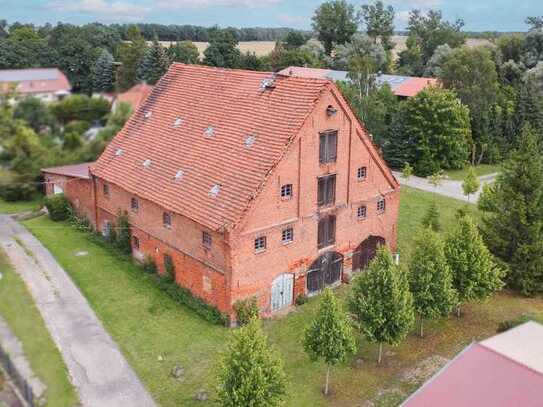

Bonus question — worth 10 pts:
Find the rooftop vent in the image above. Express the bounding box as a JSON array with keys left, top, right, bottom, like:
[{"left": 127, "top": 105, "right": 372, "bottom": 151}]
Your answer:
[
  {"left": 260, "top": 78, "right": 276, "bottom": 90},
  {"left": 245, "top": 134, "right": 256, "bottom": 147},
  {"left": 204, "top": 126, "right": 215, "bottom": 138},
  {"left": 144, "top": 111, "right": 152, "bottom": 119},
  {"left": 115, "top": 148, "right": 123, "bottom": 157},
  {"left": 209, "top": 184, "right": 221, "bottom": 198},
  {"left": 173, "top": 117, "right": 183, "bottom": 127},
  {"left": 143, "top": 159, "right": 152, "bottom": 169},
  {"left": 174, "top": 170, "right": 184, "bottom": 181}
]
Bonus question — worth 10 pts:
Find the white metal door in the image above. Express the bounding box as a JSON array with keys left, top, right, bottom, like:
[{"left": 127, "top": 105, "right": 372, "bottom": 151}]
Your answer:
[{"left": 271, "top": 273, "right": 294, "bottom": 312}]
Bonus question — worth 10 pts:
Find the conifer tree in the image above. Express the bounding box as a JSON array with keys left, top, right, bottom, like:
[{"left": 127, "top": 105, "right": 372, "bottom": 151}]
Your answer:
[
  {"left": 478, "top": 125, "right": 543, "bottom": 295},
  {"left": 445, "top": 215, "right": 504, "bottom": 316},
  {"left": 93, "top": 49, "right": 115, "bottom": 93},
  {"left": 218, "top": 318, "right": 286, "bottom": 407},
  {"left": 462, "top": 167, "right": 480, "bottom": 202},
  {"left": 421, "top": 202, "right": 441, "bottom": 232},
  {"left": 409, "top": 228, "right": 458, "bottom": 337},
  {"left": 515, "top": 76, "right": 543, "bottom": 140},
  {"left": 303, "top": 288, "right": 355, "bottom": 396},
  {"left": 349, "top": 246, "right": 414, "bottom": 364},
  {"left": 116, "top": 25, "right": 147, "bottom": 91},
  {"left": 137, "top": 36, "right": 170, "bottom": 85}
]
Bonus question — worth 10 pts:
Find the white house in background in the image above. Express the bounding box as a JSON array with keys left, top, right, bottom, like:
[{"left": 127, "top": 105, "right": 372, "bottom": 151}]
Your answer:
[{"left": 0, "top": 68, "right": 71, "bottom": 102}]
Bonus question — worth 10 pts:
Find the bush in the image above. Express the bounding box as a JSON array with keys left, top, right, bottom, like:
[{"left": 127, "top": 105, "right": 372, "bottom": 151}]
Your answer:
[
  {"left": 497, "top": 313, "right": 543, "bottom": 333},
  {"left": 143, "top": 256, "right": 157, "bottom": 274},
  {"left": 115, "top": 211, "right": 131, "bottom": 255},
  {"left": 0, "top": 171, "right": 36, "bottom": 202},
  {"left": 64, "top": 120, "right": 91, "bottom": 135},
  {"left": 44, "top": 194, "right": 71, "bottom": 221},
  {"left": 295, "top": 294, "right": 308, "bottom": 306},
  {"left": 164, "top": 255, "right": 175, "bottom": 279},
  {"left": 233, "top": 297, "right": 259, "bottom": 326},
  {"left": 69, "top": 212, "right": 92, "bottom": 232}
]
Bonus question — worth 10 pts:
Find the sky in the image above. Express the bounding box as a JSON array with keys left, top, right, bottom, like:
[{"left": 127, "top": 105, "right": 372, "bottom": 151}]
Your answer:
[{"left": 0, "top": 0, "right": 539, "bottom": 32}]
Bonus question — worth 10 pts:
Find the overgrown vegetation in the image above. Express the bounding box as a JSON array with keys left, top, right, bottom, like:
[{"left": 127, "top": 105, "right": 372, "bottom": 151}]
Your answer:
[{"left": 44, "top": 194, "right": 71, "bottom": 221}]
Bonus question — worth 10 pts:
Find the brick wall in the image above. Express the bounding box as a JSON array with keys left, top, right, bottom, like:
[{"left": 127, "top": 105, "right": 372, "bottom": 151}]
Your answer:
[{"left": 43, "top": 173, "right": 95, "bottom": 222}]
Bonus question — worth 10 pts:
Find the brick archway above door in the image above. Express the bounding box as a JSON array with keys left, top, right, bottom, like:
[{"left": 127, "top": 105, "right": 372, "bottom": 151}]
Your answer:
[{"left": 352, "top": 235, "right": 386, "bottom": 272}]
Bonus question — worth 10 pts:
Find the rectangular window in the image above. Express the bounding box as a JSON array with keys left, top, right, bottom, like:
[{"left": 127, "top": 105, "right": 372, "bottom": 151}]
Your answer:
[
  {"left": 319, "top": 130, "right": 338, "bottom": 164},
  {"left": 202, "top": 231, "right": 212, "bottom": 248},
  {"left": 254, "top": 236, "right": 267, "bottom": 252},
  {"left": 280, "top": 184, "right": 293, "bottom": 199},
  {"left": 103, "top": 183, "right": 109, "bottom": 197},
  {"left": 377, "top": 197, "right": 386, "bottom": 214},
  {"left": 282, "top": 227, "right": 294, "bottom": 244},
  {"left": 357, "top": 205, "right": 367, "bottom": 219},
  {"left": 163, "top": 212, "right": 172, "bottom": 228},
  {"left": 130, "top": 197, "right": 139, "bottom": 212},
  {"left": 317, "top": 174, "right": 336, "bottom": 207},
  {"left": 132, "top": 236, "right": 140, "bottom": 250},
  {"left": 357, "top": 166, "right": 367, "bottom": 181},
  {"left": 318, "top": 215, "right": 336, "bottom": 249}
]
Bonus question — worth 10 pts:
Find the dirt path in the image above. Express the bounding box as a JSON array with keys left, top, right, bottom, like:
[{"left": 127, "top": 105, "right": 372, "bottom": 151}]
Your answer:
[{"left": 0, "top": 215, "right": 156, "bottom": 407}]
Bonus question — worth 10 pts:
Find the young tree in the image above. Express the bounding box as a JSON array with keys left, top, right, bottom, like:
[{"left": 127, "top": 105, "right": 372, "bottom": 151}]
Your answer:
[
  {"left": 312, "top": 0, "right": 358, "bottom": 55},
  {"left": 349, "top": 246, "right": 414, "bottom": 364},
  {"left": 93, "top": 48, "right": 115, "bottom": 93},
  {"left": 303, "top": 288, "right": 355, "bottom": 396},
  {"left": 401, "top": 162, "right": 413, "bottom": 180},
  {"left": 404, "top": 87, "right": 471, "bottom": 176},
  {"left": 137, "top": 36, "right": 170, "bottom": 85},
  {"left": 445, "top": 215, "right": 504, "bottom": 316},
  {"left": 462, "top": 167, "right": 480, "bottom": 202},
  {"left": 409, "top": 228, "right": 458, "bottom": 337},
  {"left": 478, "top": 126, "right": 543, "bottom": 295},
  {"left": 168, "top": 40, "right": 199, "bottom": 64},
  {"left": 218, "top": 318, "right": 286, "bottom": 407},
  {"left": 422, "top": 202, "right": 441, "bottom": 232}
]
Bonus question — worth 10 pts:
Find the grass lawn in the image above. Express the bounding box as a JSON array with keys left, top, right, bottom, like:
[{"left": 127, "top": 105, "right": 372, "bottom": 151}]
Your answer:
[
  {"left": 443, "top": 164, "right": 501, "bottom": 181},
  {"left": 0, "top": 249, "right": 78, "bottom": 407},
  {"left": 23, "top": 187, "right": 543, "bottom": 406},
  {"left": 0, "top": 195, "right": 43, "bottom": 215}
]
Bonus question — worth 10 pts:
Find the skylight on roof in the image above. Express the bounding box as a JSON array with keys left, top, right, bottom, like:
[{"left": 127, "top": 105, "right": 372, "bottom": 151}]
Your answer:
[
  {"left": 174, "top": 170, "right": 184, "bottom": 181},
  {"left": 173, "top": 117, "right": 183, "bottom": 127},
  {"left": 204, "top": 126, "right": 215, "bottom": 138},
  {"left": 144, "top": 111, "right": 152, "bottom": 119},
  {"left": 260, "top": 78, "right": 276, "bottom": 90},
  {"left": 115, "top": 148, "right": 123, "bottom": 157},
  {"left": 245, "top": 134, "right": 256, "bottom": 147},
  {"left": 143, "top": 159, "right": 152, "bottom": 169},
  {"left": 209, "top": 184, "right": 221, "bottom": 197}
]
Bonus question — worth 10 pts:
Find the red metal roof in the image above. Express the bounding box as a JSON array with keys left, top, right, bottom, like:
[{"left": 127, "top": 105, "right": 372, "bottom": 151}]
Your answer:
[
  {"left": 403, "top": 343, "right": 543, "bottom": 406},
  {"left": 0, "top": 68, "right": 71, "bottom": 95},
  {"left": 115, "top": 83, "right": 154, "bottom": 112},
  {"left": 91, "top": 63, "right": 332, "bottom": 231},
  {"left": 42, "top": 162, "right": 93, "bottom": 180},
  {"left": 394, "top": 77, "right": 438, "bottom": 97}
]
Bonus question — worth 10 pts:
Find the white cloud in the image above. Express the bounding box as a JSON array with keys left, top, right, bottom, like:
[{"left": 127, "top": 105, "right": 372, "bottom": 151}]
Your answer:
[
  {"left": 156, "top": 0, "right": 282, "bottom": 9},
  {"left": 48, "top": 0, "right": 151, "bottom": 21}
]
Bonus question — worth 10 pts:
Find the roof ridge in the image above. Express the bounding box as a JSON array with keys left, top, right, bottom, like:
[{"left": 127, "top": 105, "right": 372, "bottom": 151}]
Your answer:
[{"left": 479, "top": 340, "right": 543, "bottom": 378}]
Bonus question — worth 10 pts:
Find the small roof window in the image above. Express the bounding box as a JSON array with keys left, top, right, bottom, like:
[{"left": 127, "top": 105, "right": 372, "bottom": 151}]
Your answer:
[
  {"left": 173, "top": 117, "right": 183, "bottom": 127},
  {"left": 204, "top": 126, "right": 215, "bottom": 138},
  {"left": 174, "top": 170, "right": 184, "bottom": 181},
  {"left": 143, "top": 159, "right": 152, "bottom": 169},
  {"left": 245, "top": 134, "right": 256, "bottom": 148},
  {"left": 115, "top": 148, "right": 123, "bottom": 157},
  {"left": 144, "top": 111, "right": 152, "bottom": 119},
  {"left": 209, "top": 184, "right": 221, "bottom": 197}
]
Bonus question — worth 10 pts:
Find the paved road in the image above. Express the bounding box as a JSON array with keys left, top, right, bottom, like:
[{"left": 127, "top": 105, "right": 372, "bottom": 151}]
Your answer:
[
  {"left": 392, "top": 171, "right": 497, "bottom": 203},
  {"left": 0, "top": 215, "right": 156, "bottom": 407}
]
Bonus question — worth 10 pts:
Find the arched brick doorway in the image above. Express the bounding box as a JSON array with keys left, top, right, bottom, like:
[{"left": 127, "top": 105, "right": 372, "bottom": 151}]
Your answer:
[
  {"left": 352, "top": 236, "right": 386, "bottom": 272},
  {"left": 307, "top": 251, "right": 343, "bottom": 294}
]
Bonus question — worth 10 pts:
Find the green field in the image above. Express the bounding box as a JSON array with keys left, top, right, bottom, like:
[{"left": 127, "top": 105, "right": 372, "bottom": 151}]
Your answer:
[
  {"left": 0, "top": 249, "right": 78, "bottom": 407},
  {"left": 0, "top": 195, "right": 43, "bottom": 214},
  {"left": 443, "top": 164, "right": 501, "bottom": 181},
  {"left": 22, "top": 187, "right": 543, "bottom": 406}
]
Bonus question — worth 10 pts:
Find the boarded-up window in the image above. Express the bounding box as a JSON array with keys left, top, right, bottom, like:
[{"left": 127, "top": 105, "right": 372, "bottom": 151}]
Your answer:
[
  {"left": 318, "top": 215, "right": 336, "bottom": 249},
  {"left": 319, "top": 130, "right": 338, "bottom": 164},
  {"left": 317, "top": 175, "right": 336, "bottom": 206}
]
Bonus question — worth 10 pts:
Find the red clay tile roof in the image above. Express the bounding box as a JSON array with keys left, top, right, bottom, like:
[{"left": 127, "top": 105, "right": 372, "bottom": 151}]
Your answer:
[
  {"left": 42, "top": 162, "right": 93, "bottom": 179},
  {"left": 403, "top": 343, "right": 543, "bottom": 406},
  {"left": 0, "top": 68, "right": 71, "bottom": 95},
  {"left": 91, "top": 64, "right": 331, "bottom": 231},
  {"left": 394, "top": 77, "right": 438, "bottom": 97},
  {"left": 115, "top": 83, "right": 154, "bottom": 112}
]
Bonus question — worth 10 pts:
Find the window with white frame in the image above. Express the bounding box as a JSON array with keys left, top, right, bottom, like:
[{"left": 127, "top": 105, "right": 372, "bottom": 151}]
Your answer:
[
  {"left": 282, "top": 227, "right": 294, "bottom": 244},
  {"left": 202, "top": 231, "right": 212, "bottom": 248},
  {"left": 357, "top": 166, "right": 367, "bottom": 181},
  {"left": 357, "top": 205, "right": 367, "bottom": 219},
  {"left": 377, "top": 197, "right": 386, "bottom": 214},
  {"left": 254, "top": 236, "right": 267, "bottom": 252},
  {"left": 280, "top": 184, "right": 293, "bottom": 199}
]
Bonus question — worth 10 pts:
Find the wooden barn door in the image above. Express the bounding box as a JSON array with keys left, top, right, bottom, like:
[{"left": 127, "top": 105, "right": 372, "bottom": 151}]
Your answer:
[{"left": 352, "top": 236, "right": 386, "bottom": 272}]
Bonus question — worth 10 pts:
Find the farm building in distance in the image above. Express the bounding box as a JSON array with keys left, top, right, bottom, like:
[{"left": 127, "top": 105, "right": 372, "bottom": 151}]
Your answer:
[
  {"left": 278, "top": 66, "right": 438, "bottom": 98},
  {"left": 113, "top": 83, "right": 154, "bottom": 113},
  {"left": 42, "top": 63, "right": 400, "bottom": 320},
  {"left": 0, "top": 68, "right": 71, "bottom": 102}
]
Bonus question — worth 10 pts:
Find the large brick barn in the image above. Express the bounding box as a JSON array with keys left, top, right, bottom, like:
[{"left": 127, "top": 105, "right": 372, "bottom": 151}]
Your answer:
[{"left": 42, "top": 63, "right": 400, "bottom": 318}]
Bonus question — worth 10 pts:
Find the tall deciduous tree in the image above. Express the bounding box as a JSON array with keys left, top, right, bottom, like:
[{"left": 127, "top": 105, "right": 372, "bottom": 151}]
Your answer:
[
  {"left": 168, "top": 40, "right": 199, "bottom": 64},
  {"left": 203, "top": 28, "right": 241, "bottom": 68},
  {"left": 462, "top": 167, "right": 480, "bottom": 202},
  {"left": 409, "top": 228, "right": 458, "bottom": 337},
  {"left": 137, "top": 36, "right": 170, "bottom": 85},
  {"left": 218, "top": 318, "right": 286, "bottom": 407},
  {"left": 349, "top": 246, "right": 414, "bottom": 364},
  {"left": 360, "top": 1, "right": 395, "bottom": 64},
  {"left": 445, "top": 215, "right": 504, "bottom": 316},
  {"left": 403, "top": 87, "right": 471, "bottom": 176},
  {"left": 478, "top": 126, "right": 543, "bottom": 295},
  {"left": 116, "top": 25, "right": 147, "bottom": 91},
  {"left": 93, "top": 49, "right": 115, "bottom": 93},
  {"left": 304, "top": 288, "right": 355, "bottom": 396},
  {"left": 312, "top": 0, "right": 358, "bottom": 56}
]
